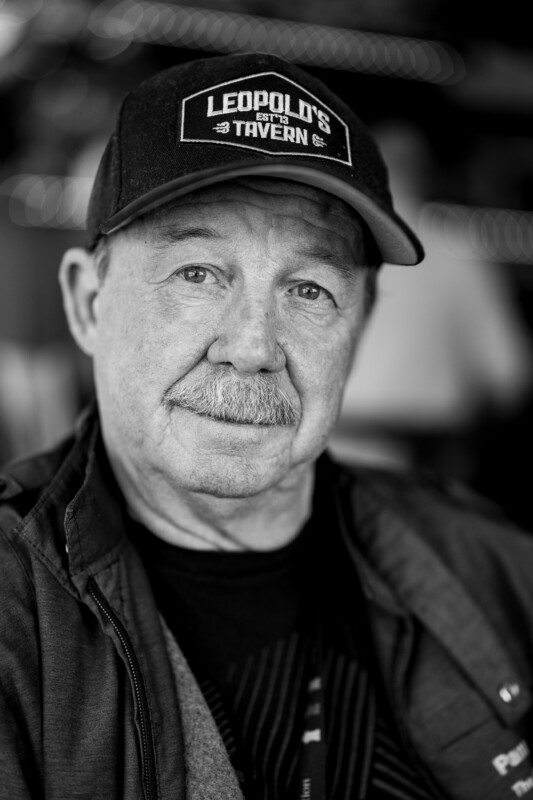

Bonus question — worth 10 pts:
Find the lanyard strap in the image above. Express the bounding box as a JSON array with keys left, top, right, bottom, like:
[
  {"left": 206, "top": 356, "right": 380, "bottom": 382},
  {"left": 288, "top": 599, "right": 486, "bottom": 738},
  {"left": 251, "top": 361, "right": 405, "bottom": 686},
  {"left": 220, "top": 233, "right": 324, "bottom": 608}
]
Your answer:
[
  {"left": 296, "top": 588, "right": 378, "bottom": 800},
  {"left": 297, "top": 638, "right": 377, "bottom": 800},
  {"left": 298, "top": 624, "right": 327, "bottom": 800}
]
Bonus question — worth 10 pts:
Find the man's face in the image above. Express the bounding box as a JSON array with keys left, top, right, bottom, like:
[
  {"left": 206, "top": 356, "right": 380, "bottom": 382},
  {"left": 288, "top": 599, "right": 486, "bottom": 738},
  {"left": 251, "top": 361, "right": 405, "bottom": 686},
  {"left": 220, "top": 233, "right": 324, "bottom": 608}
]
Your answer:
[{"left": 91, "top": 179, "right": 372, "bottom": 498}]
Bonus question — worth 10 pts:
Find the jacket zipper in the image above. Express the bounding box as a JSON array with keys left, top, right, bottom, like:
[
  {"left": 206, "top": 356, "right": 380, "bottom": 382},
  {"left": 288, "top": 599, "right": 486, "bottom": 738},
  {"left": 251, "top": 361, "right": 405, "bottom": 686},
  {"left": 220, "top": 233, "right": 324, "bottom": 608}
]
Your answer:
[{"left": 87, "top": 576, "right": 159, "bottom": 800}]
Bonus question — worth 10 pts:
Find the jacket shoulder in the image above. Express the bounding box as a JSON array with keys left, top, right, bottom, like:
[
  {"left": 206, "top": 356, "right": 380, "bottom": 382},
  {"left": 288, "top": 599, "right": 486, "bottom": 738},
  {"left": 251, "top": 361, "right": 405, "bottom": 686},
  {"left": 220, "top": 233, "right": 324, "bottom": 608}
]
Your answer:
[
  {"left": 339, "top": 459, "right": 533, "bottom": 579},
  {"left": 335, "top": 459, "right": 533, "bottom": 671},
  {"left": 337, "top": 459, "right": 525, "bottom": 539}
]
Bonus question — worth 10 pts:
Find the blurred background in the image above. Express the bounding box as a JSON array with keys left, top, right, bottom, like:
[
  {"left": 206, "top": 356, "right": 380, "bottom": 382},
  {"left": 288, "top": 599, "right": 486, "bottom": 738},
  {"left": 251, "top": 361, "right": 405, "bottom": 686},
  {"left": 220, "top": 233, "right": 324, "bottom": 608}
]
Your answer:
[{"left": 1, "top": 0, "right": 533, "bottom": 528}]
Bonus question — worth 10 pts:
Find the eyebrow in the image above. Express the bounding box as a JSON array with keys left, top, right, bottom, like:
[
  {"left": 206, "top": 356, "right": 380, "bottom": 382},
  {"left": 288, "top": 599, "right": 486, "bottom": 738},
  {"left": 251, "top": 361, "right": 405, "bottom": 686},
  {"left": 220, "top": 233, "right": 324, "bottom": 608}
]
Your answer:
[
  {"left": 151, "top": 224, "right": 225, "bottom": 247},
  {"left": 148, "top": 227, "right": 362, "bottom": 282}
]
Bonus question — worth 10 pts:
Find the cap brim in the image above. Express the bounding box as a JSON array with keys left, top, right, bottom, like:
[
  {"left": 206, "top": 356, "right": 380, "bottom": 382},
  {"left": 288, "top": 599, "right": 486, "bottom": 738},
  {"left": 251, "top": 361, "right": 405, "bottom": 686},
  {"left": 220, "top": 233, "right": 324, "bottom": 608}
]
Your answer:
[{"left": 100, "top": 160, "right": 424, "bottom": 266}]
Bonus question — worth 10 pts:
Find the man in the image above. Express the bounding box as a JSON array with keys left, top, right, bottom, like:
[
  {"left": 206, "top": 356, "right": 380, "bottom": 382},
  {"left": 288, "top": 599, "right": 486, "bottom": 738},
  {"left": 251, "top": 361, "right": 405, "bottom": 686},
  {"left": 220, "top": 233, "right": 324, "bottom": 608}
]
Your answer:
[{"left": 1, "top": 52, "right": 533, "bottom": 800}]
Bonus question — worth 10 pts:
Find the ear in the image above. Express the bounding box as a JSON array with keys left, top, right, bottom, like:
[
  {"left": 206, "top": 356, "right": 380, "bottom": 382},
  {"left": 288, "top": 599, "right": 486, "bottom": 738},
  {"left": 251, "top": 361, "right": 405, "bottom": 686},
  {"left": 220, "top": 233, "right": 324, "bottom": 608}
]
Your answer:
[{"left": 58, "top": 247, "right": 101, "bottom": 357}]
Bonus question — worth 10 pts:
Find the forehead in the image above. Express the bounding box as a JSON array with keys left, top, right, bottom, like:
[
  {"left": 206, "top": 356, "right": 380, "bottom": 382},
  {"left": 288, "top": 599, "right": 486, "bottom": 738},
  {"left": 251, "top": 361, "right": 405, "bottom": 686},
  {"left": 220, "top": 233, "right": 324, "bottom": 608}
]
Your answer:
[{"left": 133, "top": 178, "right": 365, "bottom": 243}]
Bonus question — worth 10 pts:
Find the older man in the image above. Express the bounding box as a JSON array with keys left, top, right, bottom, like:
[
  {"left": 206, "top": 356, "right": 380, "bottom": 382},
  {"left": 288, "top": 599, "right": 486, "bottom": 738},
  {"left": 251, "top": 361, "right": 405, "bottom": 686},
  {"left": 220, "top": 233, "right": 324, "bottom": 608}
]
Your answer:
[{"left": 1, "top": 53, "right": 533, "bottom": 800}]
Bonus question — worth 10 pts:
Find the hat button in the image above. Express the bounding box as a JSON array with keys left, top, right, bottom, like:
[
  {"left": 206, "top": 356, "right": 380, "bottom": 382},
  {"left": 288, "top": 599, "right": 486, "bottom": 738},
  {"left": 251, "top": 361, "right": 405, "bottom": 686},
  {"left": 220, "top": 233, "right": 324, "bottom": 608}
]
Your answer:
[{"left": 499, "top": 682, "right": 521, "bottom": 704}]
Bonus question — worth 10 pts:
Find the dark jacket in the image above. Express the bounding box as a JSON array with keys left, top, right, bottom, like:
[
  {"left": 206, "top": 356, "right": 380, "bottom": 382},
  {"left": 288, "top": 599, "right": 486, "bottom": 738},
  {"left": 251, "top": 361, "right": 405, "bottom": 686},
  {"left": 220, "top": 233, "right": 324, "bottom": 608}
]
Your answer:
[{"left": 1, "top": 409, "right": 533, "bottom": 800}]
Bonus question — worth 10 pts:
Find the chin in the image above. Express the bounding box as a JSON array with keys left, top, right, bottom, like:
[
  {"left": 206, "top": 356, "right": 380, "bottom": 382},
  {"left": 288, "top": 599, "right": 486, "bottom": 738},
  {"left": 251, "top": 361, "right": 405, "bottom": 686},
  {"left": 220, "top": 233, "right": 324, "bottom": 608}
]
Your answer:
[{"left": 174, "top": 455, "right": 291, "bottom": 498}]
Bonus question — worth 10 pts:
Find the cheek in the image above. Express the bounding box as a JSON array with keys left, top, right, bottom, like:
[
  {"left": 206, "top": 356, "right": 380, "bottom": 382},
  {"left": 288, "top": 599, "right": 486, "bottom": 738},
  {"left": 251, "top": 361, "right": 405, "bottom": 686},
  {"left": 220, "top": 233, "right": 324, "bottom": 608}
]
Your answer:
[
  {"left": 313, "top": 346, "right": 354, "bottom": 411},
  {"left": 96, "top": 297, "right": 153, "bottom": 386},
  {"left": 283, "top": 315, "right": 361, "bottom": 408},
  {"left": 94, "top": 287, "right": 217, "bottom": 404}
]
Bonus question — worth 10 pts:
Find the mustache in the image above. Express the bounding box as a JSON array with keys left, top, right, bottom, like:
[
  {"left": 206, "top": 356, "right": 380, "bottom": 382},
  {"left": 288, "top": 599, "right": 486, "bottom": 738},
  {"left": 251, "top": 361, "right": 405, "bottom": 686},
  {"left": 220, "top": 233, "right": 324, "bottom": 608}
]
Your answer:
[{"left": 163, "top": 371, "right": 299, "bottom": 426}]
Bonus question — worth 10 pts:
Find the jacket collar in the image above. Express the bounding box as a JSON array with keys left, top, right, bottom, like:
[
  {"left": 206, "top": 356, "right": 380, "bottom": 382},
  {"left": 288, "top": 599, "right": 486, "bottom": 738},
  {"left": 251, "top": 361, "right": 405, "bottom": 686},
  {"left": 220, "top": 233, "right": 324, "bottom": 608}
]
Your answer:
[
  {"left": 331, "top": 464, "right": 532, "bottom": 726},
  {"left": 20, "top": 405, "right": 127, "bottom": 594}
]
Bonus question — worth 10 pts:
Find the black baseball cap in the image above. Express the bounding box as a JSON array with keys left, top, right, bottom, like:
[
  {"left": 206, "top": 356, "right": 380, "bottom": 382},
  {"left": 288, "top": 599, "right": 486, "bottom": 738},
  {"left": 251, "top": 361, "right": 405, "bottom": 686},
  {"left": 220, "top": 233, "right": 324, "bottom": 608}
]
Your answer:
[{"left": 86, "top": 52, "right": 424, "bottom": 265}]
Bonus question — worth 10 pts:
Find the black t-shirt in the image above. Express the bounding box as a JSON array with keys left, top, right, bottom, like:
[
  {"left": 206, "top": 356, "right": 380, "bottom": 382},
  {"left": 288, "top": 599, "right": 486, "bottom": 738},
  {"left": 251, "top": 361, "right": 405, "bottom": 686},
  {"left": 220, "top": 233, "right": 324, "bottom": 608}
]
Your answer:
[{"left": 129, "top": 476, "right": 437, "bottom": 800}]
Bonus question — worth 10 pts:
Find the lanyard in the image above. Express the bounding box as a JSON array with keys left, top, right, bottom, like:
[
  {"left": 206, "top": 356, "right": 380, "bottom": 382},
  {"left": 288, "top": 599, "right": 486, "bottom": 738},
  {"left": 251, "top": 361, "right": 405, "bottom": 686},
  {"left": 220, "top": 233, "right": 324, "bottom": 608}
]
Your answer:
[
  {"left": 296, "top": 619, "right": 376, "bottom": 800},
  {"left": 297, "top": 616, "right": 327, "bottom": 800},
  {"left": 296, "top": 501, "right": 377, "bottom": 800}
]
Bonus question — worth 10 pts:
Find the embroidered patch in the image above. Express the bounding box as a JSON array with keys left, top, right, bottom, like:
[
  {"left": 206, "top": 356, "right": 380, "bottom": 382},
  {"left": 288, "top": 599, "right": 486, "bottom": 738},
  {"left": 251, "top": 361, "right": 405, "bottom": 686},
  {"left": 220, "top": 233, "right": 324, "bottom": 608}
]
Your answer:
[{"left": 180, "top": 71, "right": 352, "bottom": 166}]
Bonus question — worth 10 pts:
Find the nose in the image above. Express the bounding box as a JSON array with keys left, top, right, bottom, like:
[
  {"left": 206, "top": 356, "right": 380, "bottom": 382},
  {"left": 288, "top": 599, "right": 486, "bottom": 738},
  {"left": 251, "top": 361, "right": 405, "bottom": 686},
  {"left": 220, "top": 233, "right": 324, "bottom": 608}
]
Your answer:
[{"left": 207, "top": 295, "right": 285, "bottom": 375}]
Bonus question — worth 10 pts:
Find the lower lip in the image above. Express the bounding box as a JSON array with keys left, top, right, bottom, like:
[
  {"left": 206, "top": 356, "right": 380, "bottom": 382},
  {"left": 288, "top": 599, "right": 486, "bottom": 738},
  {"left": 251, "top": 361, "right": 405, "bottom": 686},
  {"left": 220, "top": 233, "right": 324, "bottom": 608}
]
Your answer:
[
  {"left": 176, "top": 408, "right": 291, "bottom": 437},
  {"left": 199, "top": 415, "right": 281, "bottom": 432},
  {"left": 169, "top": 408, "right": 295, "bottom": 456},
  {"left": 174, "top": 406, "right": 283, "bottom": 428},
  {"left": 204, "top": 415, "right": 275, "bottom": 427}
]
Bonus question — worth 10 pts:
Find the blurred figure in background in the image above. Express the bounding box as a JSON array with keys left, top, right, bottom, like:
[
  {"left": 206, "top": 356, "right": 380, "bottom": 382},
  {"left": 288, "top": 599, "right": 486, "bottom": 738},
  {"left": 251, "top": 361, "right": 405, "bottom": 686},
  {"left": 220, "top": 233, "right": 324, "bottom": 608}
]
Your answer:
[
  {"left": 0, "top": 339, "right": 82, "bottom": 460},
  {"left": 335, "top": 120, "right": 533, "bottom": 482}
]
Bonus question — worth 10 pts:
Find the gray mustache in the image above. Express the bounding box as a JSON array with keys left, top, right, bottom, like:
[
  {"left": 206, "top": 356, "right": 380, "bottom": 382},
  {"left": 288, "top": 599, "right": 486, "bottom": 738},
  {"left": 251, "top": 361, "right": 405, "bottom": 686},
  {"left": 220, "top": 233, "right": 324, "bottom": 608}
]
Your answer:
[{"left": 164, "top": 372, "right": 299, "bottom": 426}]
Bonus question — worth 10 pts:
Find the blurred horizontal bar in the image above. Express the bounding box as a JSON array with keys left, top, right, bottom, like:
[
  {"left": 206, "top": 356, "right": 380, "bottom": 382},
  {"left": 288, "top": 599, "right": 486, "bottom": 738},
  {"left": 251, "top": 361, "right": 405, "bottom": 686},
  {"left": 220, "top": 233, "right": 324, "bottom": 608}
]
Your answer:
[
  {"left": 88, "top": 0, "right": 465, "bottom": 85},
  {"left": 2, "top": 174, "right": 532, "bottom": 267},
  {"left": 0, "top": 174, "right": 92, "bottom": 230},
  {"left": 420, "top": 202, "right": 533, "bottom": 264}
]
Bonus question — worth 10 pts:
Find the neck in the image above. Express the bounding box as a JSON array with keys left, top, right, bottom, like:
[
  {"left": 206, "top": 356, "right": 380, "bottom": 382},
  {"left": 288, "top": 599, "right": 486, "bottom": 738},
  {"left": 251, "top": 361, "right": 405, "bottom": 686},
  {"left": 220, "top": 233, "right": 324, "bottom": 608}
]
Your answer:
[{"left": 109, "top": 456, "right": 315, "bottom": 552}]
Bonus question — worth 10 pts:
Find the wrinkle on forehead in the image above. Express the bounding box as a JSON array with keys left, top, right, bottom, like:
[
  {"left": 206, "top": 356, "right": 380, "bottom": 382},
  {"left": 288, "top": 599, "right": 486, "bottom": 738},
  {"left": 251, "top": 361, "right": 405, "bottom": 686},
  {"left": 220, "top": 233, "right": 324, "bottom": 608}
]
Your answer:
[
  {"left": 145, "top": 178, "right": 363, "bottom": 234},
  {"left": 140, "top": 178, "right": 366, "bottom": 262},
  {"left": 229, "top": 177, "right": 349, "bottom": 219}
]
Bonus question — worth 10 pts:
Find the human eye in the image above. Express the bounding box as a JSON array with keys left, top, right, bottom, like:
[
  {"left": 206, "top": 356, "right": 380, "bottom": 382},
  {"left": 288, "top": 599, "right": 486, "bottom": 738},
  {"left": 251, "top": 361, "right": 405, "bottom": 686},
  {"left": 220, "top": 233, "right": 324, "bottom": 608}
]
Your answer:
[
  {"left": 290, "top": 282, "right": 335, "bottom": 304},
  {"left": 174, "top": 265, "right": 217, "bottom": 284}
]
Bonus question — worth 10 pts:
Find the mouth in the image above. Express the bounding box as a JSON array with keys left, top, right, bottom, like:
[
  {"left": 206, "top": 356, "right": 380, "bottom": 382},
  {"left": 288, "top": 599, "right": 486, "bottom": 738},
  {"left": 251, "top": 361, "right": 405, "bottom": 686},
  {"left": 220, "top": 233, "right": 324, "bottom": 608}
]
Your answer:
[{"left": 175, "top": 404, "right": 288, "bottom": 427}]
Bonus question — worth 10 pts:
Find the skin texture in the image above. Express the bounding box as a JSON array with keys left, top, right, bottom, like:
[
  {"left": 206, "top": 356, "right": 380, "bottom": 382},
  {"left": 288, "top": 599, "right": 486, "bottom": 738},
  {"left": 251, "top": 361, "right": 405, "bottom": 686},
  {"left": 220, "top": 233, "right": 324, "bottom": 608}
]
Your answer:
[{"left": 60, "top": 179, "right": 374, "bottom": 550}]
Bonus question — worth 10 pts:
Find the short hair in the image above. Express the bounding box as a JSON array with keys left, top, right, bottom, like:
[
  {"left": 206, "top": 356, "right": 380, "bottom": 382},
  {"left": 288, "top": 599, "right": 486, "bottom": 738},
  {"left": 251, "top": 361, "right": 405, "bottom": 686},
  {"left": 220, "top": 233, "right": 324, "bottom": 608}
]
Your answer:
[
  {"left": 92, "top": 235, "right": 112, "bottom": 284},
  {"left": 363, "top": 262, "right": 378, "bottom": 316}
]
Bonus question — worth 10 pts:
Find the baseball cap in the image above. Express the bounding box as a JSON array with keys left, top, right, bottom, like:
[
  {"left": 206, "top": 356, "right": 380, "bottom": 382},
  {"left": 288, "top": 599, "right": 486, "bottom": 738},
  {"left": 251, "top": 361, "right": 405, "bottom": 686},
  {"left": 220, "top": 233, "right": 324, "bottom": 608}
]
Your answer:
[{"left": 86, "top": 52, "right": 424, "bottom": 265}]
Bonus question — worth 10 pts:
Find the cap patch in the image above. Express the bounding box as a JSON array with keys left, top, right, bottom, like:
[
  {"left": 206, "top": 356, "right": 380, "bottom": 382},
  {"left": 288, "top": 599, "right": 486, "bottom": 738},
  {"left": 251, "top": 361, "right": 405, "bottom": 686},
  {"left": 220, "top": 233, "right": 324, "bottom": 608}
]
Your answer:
[{"left": 180, "top": 72, "right": 352, "bottom": 167}]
